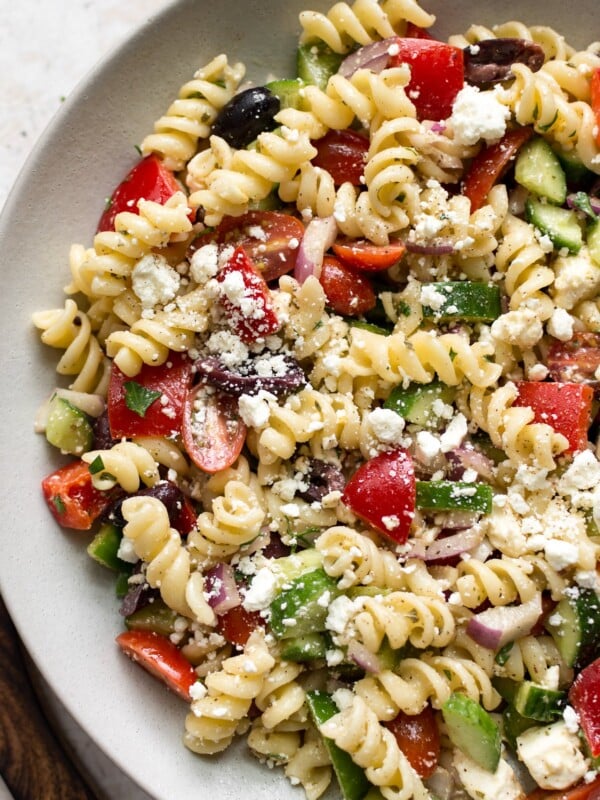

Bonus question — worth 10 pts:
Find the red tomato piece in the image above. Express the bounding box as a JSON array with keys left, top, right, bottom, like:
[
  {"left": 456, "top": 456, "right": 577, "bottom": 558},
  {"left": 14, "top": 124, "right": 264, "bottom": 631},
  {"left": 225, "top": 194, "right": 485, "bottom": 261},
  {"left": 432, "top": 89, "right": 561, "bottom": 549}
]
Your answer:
[
  {"left": 107, "top": 352, "right": 192, "bottom": 439},
  {"left": 172, "top": 495, "right": 198, "bottom": 536},
  {"left": 41, "top": 460, "right": 113, "bottom": 530},
  {"left": 319, "top": 255, "right": 376, "bottom": 316},
  {"left": 388, "top": 38, "right": 464, "bottom": 121},
  {"left": 96, "top": 154, "right": 184, "bottom": 233},
  {"left": 116, "top": 630, "right": 197, "bottom": 701},
  {"left": 182, "top": 383, "right": 246, "bottom": 474},
  {"left": 514, "top": 381, "right": 593, "bottom": 454},
  {"left": 569, "top": 658, "right": 600, "bottom": 758},
  {"left": 404, "top": 22, "right": 435, "bottom": 40},
  {"left": 204, "top": 210, "right": 306, "bottom": 282},
  {"left": 216, "top": 246, "right": 280, "bottom": 343},
  {"left": 591, "top": 68, "right": 600, "bottom": 147},
  {"left": 384, "top": 706, "right": 440, "bottom": 779},
  {"left": 217, "top": 605, "right": 264, "bottom": 647},
  {"left": 548, "top": 333, "right": 600, "bottom": 384},
  {"left": 525, "top": 774, "right": 600, "bottom": 800},
  {"left": 461, "top": 126, "right": 534, "bottom": 212},
  {"left": 311, "top": 129, "right": 370, "bottom": 186},
  {"left": 332, "top": 239, "right": 406, "bottom": 272},
  {"left": 342, "top": 448, "right": 416, "bottom": 543}
]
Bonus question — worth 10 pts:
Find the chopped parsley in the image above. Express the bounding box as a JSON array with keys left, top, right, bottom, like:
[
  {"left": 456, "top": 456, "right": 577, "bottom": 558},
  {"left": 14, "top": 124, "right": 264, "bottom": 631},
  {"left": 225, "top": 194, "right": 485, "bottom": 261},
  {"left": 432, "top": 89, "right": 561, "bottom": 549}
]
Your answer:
[
  {"left": 88, "top": 455, "right": 106, "bottom": 475},
  {"left": 124, "top": 381, "right": 162, "bottom": 417},
  {"left": 52, "top": 495, "right": 66, "bottom": 514}
]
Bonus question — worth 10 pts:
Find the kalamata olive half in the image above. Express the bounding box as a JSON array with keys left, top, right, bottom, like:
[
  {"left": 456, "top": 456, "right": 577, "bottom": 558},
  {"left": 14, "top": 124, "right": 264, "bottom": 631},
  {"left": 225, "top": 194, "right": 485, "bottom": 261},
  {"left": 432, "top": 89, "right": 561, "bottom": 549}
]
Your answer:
[
  {"left": 107, "top": 480, "right": 187, "bottom": 529},
  {"left": 193, "top": 354, "right": 306, "bottom": 398},
  {"left": 211, "top": 87, "right": 281, "bottom": 149},
  {"left": 464, "top": 39, "right": 545, "bottom": 85},
  {"left": 297, "top": 459, "right": 346, "bottom": 504}
]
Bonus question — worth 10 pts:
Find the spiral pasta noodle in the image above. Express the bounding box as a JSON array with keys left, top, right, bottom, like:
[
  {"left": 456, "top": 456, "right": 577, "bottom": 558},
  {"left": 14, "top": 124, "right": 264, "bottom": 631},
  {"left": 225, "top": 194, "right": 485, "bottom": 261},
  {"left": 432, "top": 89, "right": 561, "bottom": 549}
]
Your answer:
[
  {"left": 318, "top": 695, "right": 429, "bottom": 800},
  {"left": 284, "top": 724, "right": 332, "bottom": 800},
  {"left": 121, "top": 495, "right": 215, "bottom": 625},
  {"left": 141, "top": 54, "right": 246, "bottom": 172},
  {"left": 82, "top": 441, "right": 160, "bottom": 492},
  {"left": 184, "top": 629, "right": 275, "bottom": 755}
]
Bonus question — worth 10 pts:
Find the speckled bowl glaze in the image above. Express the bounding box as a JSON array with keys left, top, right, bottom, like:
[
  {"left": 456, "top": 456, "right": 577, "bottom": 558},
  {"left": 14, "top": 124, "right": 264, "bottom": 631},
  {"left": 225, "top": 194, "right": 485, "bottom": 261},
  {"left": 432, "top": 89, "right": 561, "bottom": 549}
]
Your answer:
[{"left": 0, "top": 0, "right": 596, "bottom": 797}]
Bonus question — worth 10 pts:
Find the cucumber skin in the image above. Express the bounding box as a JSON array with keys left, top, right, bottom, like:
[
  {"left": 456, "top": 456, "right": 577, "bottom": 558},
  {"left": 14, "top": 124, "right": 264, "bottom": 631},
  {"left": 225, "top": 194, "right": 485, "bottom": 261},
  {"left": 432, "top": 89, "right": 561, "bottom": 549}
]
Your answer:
[
  {"left": 526, "top": 197, "right": 583, "bottom": 253},
  {"left": 45, "top": 395, "right": 94, "bottom": 455},
  {"left": 546, "top": 588, "right": 600, "bottom": 668},
  {"left": 421, "top": 281, "right": 502, "bottom": 323},
  {"left": 442, "top": 692, "right": 501, "bottom": 772},
  {"left": 416, "top": 481, "right": 493, "bottom": 514},
  {"left": 515, "top": 137, "right": 567, "bottom": 205},
  {"left": 269, "top": 568, "right": 338, "bottom": 639},
  {"left": 514, "top": 681, "right": 566, "bottom": 722},
  {"left": 588, "top": 219, "right": 600, "bottom": 267}
]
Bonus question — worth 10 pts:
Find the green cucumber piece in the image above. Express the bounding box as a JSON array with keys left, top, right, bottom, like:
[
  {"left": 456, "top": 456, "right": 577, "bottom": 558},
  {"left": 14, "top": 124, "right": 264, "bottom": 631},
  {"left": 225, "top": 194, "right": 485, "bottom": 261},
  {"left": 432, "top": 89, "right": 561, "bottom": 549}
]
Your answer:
[
  {"left": 306, "top": 691, "right": 371, "bottom": 800},
  {"left": 296, "top": 42, "right": 343, "bottom": 90},
  {"left": 269, "top": 568, "right": 338, "bottom": 639},
  {"left": 515, "top": 137, "right": 567, "bottom": 204},
  {"left": 470, "top": 433, "right": 507, "bottom": 465},
  {"left": 45, "top": 395, "right": 94, "bottom": 455},
  {"left": 125, "top": 599, "right": 181, "bottom": 636},
  {"left": 545, "top": 588, "right": 600, "bottom": 668},
  {"left": 492, "top": 676, "right": 519, "bottom": 704},
  {"left": 553, "top": 146, "right": 591, "bottom": 185},
  {"left": 281, "top": 633, "right": 327, "bottom": 662},
  {"left": 441, "top": 692, "right": 501, "bottom": 772},
  {"left": 416, "top": 481, "right": 493, "bottom": 514},
  {"left": 87, "top": 523, "right": 128, "bottom": 572},
  {"left": 271, "top": 548, "right": 324, "bottom": 583},
  {"left": 421, "top": 282, "right": 501, "bottom": 323},
  {"left": 588, "top": 219, "right": 600, "bottom": 267},
  {"left": 384, "top": 381, "right": 456, "bottom": 428},
  {"left": 115, "top": 572, "right": 131, "bottom": 598},
  {"left": 502, "top": 704, "right": 536, "bottom": 750},
  {"left": 266, "top": 78, "right": 307, "bottom": 110},
  {"left": 514, "top": 681, "right": 566, "bottom": 722},
  {"left": 526, "top": 197, "right": 583, "bottom": 253},
  {"left": 349, "top": 320, "right": 391, "bottom": 336}
]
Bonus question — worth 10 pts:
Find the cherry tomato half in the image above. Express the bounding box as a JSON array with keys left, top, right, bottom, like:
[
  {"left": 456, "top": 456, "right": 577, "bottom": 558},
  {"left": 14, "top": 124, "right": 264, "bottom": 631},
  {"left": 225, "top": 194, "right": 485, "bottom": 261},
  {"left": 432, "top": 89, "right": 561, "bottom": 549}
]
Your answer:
[
  {"left": 107, "top": 352, "right": 192, "bottom": 439},
  {"left": 342, "top": 447, "right": 416, "bottom": 543},
  {"left": 319, "top": 255, "right": 376, "bottom": 316},
  {"left": 385, "top": 706, "right": 440, "bottom": 779},
  {"left": 311, "top": 129, "right": 370, "bottom": 186},
  {"left": 41, "top": 460, "right": 113, "bottom": 530},
  {"left": 525, "top": 773, "right": 600, "bottom": 800},
  {"left": 211, "top": 210, "right": 305, "bottom": 282},
  {"left": 332, "top": 239, "right": 406, "bottom": 272},
  {"left": 182, "top": 383, "right": 246, "bottom": 474},
  {"left": 547, "top": 332, "right": 600, "bottom": 384},
  {"left": 97, "top": 154, "right": 184, "bottom": 233},
  {"left": 217, "top": 605, "right": 264, "bottom": 647},
  {"left": 591, "top": 68, "right": 600, "bottom": 147},
  {"left": 116, "top": 630, "right": 197, "bottom": 701},
  {"left": 514, "top": 381, "right": 593, "bottom": 454}
]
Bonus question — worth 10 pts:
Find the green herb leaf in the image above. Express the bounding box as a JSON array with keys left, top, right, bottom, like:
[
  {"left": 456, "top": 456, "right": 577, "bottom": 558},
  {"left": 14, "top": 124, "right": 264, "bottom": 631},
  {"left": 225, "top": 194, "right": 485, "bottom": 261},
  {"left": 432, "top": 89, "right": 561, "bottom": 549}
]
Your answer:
[
  {"left": 88, "top": 455, "right": 105, "bottom": 475},
  {"left": 495, "top": 641, "right": 514, "bottom": 666},
  {"left": 124, "top": 381, "right": 162, "bottom": 417},
  {"left": 52, "top": 495, "right": 66, "bottom": 514},
  {"left": 571, "top": 191, "right": 598, "bottom": 221}
]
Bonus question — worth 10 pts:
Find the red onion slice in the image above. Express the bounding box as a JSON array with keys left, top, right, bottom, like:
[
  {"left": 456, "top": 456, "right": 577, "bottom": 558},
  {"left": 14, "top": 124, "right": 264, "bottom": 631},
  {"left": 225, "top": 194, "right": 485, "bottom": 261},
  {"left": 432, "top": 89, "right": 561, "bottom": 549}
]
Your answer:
[
  {"left": 446, "top": 447, "right": 496, "bottom": 483},
  {"left": 205, "top": 562, "right": 241, "bottom": 615},
  {"left": 566, "top": 192, "right": 600, "bottom": 218},
  {"left": 294, "top": 215, "right": 337, "bottom": 283},
  {"left": 347, "top": 640, "right": 382, "bottom": 674},
  {"left": 466, "top": 593, "right": 542, "bottom": 650},
  {"left": 406, "top": 525, "right": 484, "bottom": 562},
  {"left": 338, "top": 39, "right": 396, "bottom": 78}
]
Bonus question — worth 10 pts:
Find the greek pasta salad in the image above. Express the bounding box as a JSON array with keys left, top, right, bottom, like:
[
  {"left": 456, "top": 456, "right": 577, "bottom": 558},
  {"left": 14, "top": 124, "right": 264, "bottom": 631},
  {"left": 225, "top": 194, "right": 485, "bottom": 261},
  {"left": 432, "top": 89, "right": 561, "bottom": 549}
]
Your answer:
[{"left": 33, "top": 0, "right": 600, "bottom": 797}]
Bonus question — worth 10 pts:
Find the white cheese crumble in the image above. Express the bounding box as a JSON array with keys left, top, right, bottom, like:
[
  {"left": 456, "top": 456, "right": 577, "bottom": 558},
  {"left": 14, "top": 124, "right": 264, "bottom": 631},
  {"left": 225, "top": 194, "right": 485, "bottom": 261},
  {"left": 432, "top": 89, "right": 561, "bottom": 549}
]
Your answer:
[
  {"left": 242, "top": 567, "right": 278, "bottom": 612},
  {"left": 453, "top": 750, "right": 524, "bottom": 800},
  {"left": 547, "top": 308, "right": 575, "bottom": 342},
  {"left": 366, "top": 407, "right": 406, "bottom": 444},
  {"left": 450, "top": 85, "right": 510, "bottom": 146},
  {"left": 132, "top": 254, "right": 181, "bottom": 310},
  {"left": 190, "top": 243, "right": 220, "bottom": 284},
  {"left": 517, "top": 722, "right": 589, "bottom": 790},
  {"left": 238, "top": 390, "right": 276, "bottom": 428}
]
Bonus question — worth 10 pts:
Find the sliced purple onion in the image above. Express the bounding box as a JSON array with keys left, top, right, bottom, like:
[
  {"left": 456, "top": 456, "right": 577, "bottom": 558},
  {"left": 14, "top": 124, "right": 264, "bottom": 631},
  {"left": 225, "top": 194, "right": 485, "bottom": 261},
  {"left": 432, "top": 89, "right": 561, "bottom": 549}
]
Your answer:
[
  {"left": 405, "top": 240, "right": 455, "bottom": 256},
  {"left": 193, "top": 354, "right": 306, "bottom": 398},
  {"left": 446, "top": 447, "right": 496, "bottom": 483},
  {"left": 466, "top": 593, "right": 542, "bottom": 650},
  {"left": 415, "top": 526, "right": 484, "bottom": 562},
  {"left": 294, "top": 215, "right": 338, "bottom": 283},
  {"left": 347, "top": 640, "right": 382, "bottom": 674},
  {"left": 429, "top": 121, "right": 447, "bottom": 134},
  {"left": 205, "top": 563, "right": 241, "bottom": 615},
  {"left": 338, "top": 39, "right": 396, "bottom": 78}
]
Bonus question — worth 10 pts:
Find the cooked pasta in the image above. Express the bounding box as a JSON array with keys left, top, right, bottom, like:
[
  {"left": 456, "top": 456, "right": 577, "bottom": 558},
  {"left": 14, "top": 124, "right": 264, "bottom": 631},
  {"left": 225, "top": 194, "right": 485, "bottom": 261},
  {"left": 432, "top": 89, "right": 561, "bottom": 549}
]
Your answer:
[{"left": 34, "top": 1, "right": 600, "bottom": 799}]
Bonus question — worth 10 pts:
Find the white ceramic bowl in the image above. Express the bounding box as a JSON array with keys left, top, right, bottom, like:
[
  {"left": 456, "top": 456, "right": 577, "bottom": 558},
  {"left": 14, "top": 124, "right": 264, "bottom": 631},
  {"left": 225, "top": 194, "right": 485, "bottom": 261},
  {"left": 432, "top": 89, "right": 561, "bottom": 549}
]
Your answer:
[{"left": 0, "top": 0, "right": 596, "bottom": 797}]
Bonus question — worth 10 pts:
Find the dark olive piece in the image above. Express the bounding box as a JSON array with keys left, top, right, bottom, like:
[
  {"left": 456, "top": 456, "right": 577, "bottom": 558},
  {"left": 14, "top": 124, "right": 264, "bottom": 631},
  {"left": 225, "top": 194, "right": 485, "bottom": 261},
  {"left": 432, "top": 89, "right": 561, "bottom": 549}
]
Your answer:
[
  {"left": 193, "top": 354, "right": 306, "bottom": 398},
  {"left": 297, "top": 459, "right": 346, "bottom": 504},
  {"left": 92, "top": 410, "right": 119, "bottom": 450},
  {"left": 107, "top": 480, "right": 186, "bottom": 529},
  {"left": 463, "top": 38, "right": 545, "bottom": 85},
  {"left": 211, "top": 86, "right": 281, "bottom": 149}
]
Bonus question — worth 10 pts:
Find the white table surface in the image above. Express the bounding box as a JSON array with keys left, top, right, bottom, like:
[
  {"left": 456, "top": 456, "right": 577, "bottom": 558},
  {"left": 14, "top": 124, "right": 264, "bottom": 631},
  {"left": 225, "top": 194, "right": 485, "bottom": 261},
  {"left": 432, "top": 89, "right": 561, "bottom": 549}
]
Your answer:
[{"left": 1, "top": 1, "right": 174, "bottom": 796}]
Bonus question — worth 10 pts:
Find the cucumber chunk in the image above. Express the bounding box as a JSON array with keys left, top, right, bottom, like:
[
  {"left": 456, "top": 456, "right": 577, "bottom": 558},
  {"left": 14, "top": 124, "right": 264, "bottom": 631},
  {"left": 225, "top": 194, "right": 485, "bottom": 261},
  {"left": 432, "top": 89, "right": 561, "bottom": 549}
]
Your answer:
[
  {"left": 502, "top": 704, "right": 536, "bottom": 750},
  {"left": 526, "top": 197, "right": 583, "bottom": 253},
  {"left": 297, "top": 42, "right": 343, "bottom": 90},
  {"left": 87, "top": 523, "right": 128, "bottom": 572},
  {"left": 514, "top": 681, "right": 566, "bottom": 722},
  {"left": 545, "top": 588, "right": 600, "bottom": 668},
  {"left": 306, "top": 691, "right": 371, "bottom": 800},
  {"left": 265, "top": 78, "right": 307, "bottom": 110},
  {"left": 384, "top": 382, "right": 456, "bottom": 429},
  {"left": 281, "top": 633, "right": 327, "bottom": 662},
  {"left": 271, "top": 548, "right": 324, "bottom": 583},
  {"left": 588, "top": 219, "right": 600, "bottom": 267},
  {"left": 269, "top": 568, "right": 338, "bottom": 639},
  {"left": 125, "top": 599, "right": 180, "bottom": 636},
  {"left": 515, "top": 137, "right": 567, "bottom": 204},
  {"left": 416, "top": 480, "right": 493, "bottom": 514},
  {"left": 45, "top": 394, "right": 94, "bottom": 455},
  {"left": 442, "top": 692, "right": 501, "bottom": 772},
  {"left": 553, "top": 145, "right": 591, "bottom": 185},
  {"left": 421, "top": 281, "right": 501, "bottom": 322}
]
